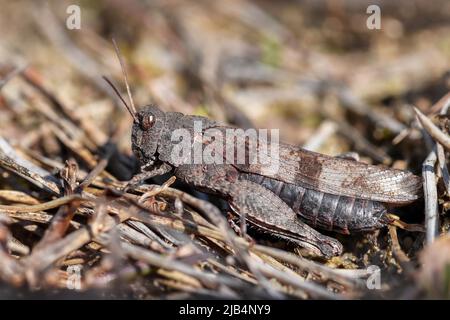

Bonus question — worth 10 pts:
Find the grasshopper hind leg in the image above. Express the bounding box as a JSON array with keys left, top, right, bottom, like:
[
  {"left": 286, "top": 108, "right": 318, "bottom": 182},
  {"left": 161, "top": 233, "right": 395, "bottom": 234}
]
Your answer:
[{"left": 227, "top": 179, "right": 343, "bottom": 258}]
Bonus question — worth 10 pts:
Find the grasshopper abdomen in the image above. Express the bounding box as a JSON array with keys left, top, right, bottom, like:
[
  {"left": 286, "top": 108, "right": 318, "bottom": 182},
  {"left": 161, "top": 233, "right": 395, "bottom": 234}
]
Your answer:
[{"left": 239, "top": 172, "right": 389, "bottom": 234}]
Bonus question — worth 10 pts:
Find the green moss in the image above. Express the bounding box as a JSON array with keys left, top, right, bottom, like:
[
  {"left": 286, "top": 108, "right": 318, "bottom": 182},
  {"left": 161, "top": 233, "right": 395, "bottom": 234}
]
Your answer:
[
  {"left": 444, "top": 264, "right": 450, "bottom": 298},
  {"left": 260, "top": 36, "right": 281, "bottom": 67},
  {"left": 193, "top": 105, "right": 210, "bottom": 117},
  {"left": 438, "top": 37, "right": 450, "bottom": 58}
]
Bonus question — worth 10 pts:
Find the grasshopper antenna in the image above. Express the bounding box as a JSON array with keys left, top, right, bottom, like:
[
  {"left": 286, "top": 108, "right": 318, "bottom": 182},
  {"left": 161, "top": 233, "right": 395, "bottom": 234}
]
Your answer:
[
  {"left": 112, "top": 38, "right": 137, "bottom": 115},
  {"left": 102, "top": 76, "right": 137, "bottom": 122},
  {"left": 104, "top": 38, "right": 138, "bottom": 122}
]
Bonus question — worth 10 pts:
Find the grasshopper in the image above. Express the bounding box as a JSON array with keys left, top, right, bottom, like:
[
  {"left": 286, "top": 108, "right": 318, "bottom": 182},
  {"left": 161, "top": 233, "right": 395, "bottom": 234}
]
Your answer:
[{"left": 106, "top": 43, "right": 422, "bottom": 258}]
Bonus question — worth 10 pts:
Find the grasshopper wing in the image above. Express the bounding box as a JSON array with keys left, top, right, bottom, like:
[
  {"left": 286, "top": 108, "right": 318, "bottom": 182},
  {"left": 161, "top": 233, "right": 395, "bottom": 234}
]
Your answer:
[{"left": 232, "top": 140, "right": 422, "bottom": 204}]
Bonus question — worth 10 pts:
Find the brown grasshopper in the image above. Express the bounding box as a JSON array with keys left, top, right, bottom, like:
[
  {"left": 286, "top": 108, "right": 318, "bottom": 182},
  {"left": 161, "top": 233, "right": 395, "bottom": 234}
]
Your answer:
[{"left": 106, "top": 43, "right": 423, "bottom": 258}]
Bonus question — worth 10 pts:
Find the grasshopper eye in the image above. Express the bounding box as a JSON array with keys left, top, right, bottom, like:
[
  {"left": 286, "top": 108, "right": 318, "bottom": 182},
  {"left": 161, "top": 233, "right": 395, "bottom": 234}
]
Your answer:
[{"left": 140, "top": 114, "right": 155, "bottom": 130}]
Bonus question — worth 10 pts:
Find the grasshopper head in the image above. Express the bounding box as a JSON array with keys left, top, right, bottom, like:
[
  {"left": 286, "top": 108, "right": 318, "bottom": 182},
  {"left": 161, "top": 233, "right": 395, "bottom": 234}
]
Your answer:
[{"left": 131, "top": 105, "right": 166, "bottom": 167}]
